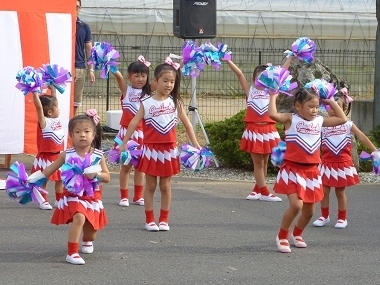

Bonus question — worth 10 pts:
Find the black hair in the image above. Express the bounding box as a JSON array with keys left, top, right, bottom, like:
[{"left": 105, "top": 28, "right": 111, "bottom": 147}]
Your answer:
[
  {"left": 253, "top": 65, "right": 269, "bottom": 80},
  {"left": 84, "top": 114, "right": 102, "bottom": 149},
  {"left": 150, "top": 63, "right": 183, "bottom": 110},
  {"left": 39, "top": 95, "right": 58, "bottom": 117},
  {"left": 68, "top": 115, "right": 101, "bottom": 149},
  {"left": 127, "top": 60, "right": 151, "bottom": 96},
  {"left": 293, "top": 88, "right": 319, "bottom": 106},
  {"left": 334, "top": 82, "right": 352, "bottom": 115}
]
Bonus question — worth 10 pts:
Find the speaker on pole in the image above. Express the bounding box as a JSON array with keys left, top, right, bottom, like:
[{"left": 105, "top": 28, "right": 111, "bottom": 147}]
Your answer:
[{"left": 173, "top": 0, "right": 216, "bottom": 39}]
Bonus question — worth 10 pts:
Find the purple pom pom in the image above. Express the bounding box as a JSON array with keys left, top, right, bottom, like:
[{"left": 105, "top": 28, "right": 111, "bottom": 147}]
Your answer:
[
  {"left": 15, "top": 66, "right": 44, "bottom": 95},
  {"left": 284, "top": 37, "right": 316, "bottom": 64},
  {"left": 88, "top": 42, "right": 120, "bottom": 79},
  {"left": 39, "top": 64, "right": 72, "bottom": 94}
]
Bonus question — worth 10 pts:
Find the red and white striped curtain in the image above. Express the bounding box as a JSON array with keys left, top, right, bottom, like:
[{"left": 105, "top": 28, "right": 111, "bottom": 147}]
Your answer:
[{"left": 0, "top": 1, "right": 76, "bottom": 155}]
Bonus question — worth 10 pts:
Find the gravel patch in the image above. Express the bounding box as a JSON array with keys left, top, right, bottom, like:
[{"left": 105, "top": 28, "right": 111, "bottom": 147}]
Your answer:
[{"left": 101, "top": 139, "right": 380, "bottom": 184}]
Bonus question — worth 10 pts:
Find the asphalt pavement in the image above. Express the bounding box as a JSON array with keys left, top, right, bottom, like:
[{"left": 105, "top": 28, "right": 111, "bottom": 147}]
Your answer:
[{"left": 0, "top": 155, "right": 379, "bottom": 285}]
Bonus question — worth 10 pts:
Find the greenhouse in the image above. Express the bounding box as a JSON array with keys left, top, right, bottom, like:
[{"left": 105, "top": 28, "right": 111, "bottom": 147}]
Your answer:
[{"left": 78, "top": 0, "right": 376, "bottom": 124}]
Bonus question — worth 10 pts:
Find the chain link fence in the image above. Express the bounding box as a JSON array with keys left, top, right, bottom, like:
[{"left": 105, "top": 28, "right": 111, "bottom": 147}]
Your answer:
[{"left": 77, "top": 45, "right": 375, "bottom": 124}]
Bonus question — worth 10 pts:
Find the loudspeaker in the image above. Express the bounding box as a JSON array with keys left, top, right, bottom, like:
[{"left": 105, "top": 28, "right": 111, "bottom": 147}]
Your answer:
[{"left": 173, "top": 0, "right": 216, "bottom": 39}]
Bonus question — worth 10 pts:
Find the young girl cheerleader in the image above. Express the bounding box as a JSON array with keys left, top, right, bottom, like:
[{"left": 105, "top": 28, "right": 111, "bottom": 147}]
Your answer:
[
  {"left": 32, "top": 86, "right": 64, "bottom": 210},
  {"left": 268, "top": 88, "right": 348, "bottom": 253},
  {"left": 28, "top": 114, "right": 110, "bottom": 265},
  {"left": 313, "top": 88, "right": 377, "bottom": 229},
  {"left": 111, "top": 56, "right": 151, "bottom": 207},
  {"left": 119, "top": 57, "right": 201, "bottom": 232},
  {"left": 224, "top": 57, "right": 293, "bottom": 201}
]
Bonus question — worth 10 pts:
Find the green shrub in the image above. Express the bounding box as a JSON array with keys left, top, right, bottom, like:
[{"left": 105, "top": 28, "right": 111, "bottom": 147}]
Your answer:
[
  {"left": 205, "top": 112, "right": 379, "bottom": 173},
  {"left": 204, "top": 110, "right": 284, "bottom": 173}
]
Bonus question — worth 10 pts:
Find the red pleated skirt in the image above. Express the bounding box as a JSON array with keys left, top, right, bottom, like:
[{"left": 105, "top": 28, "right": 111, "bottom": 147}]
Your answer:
[
  {"left": 31, "top": 152, "right": 61, "bottom": 181},
  {"left": 116, "top": 125, "right": 144, "bottom": 145},
  {"left": 319, "top": 160, "right": 360, "bottom": 188},
  {"left": 240, "top": 123, "right": 280, "bottom": 154},
  {"left": 274, "top": 160, "right": 324, "bottom": 203},
  {"left": 51, "top": 186, "right": 108, "bottom": 230},
  {"left": 137, "top": 142, "right": 180, "bottom": 177}
]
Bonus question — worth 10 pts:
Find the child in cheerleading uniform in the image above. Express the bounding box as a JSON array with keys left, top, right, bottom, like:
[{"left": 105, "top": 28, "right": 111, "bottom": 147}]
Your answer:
[
  {"left": 119, "top": 57, "right": 201, "bottom": 232},
  {"left": 313, "top": 88, "right": 377, "bottom": 229},
  {"left": 28, "top": 115, "right": 110, "bottom": 265},
  {"left": 224, "top": 57, "right": 294, "bottom": 201},
  {"left": 32, "top": 86, "right": 64, "bottom": 210},
  {"left": 268, "top": 88, "right": 347, "bottom": 253},
  {"left": 111, "top": 56, "right": 151, "bottom": 207}
]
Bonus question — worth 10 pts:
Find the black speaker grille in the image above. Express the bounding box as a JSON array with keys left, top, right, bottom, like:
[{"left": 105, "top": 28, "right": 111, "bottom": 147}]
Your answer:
[{"left": 173, "top": 0, "right": 216, "bottom": 39}]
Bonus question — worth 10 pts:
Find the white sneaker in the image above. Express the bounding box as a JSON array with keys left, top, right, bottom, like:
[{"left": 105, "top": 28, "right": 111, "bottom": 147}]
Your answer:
[
  {"left": 276, "top": 236, "right": 291, "bottom": 253},
  {"left": 119, "top": 198, "right": 129, "bottom": 207},
  {"left": 313, "top": 216, "right": 330, "bottom": 227},
  {"left": 259, "top": 194, "right": 282, "bottom": 202},
  {"left": 158, "top": 222, "right": 170, "bottom": 231},
  {"left": 39, "top": 201, "right": 52, "bottom": 210},
  {"left": 290, "top": 234, "right": 307, "bottom": 248},
  {"left": 66, "top": 253, "right": 85, "bottom": 265},
  {"left": 145, "top": 222, "right": 159, "bottom": 232},
  {"left": 133, "top": 198, "right": 145, "bottom": 206},
  {"left": 334, "top": 219, "right": 348, "bottom": 229},
  {"left": 81, "top": 241, "right": 94, "bottom": 254},
  {"left": 246, "top": 192, "right": 260, "bottom": 200}
]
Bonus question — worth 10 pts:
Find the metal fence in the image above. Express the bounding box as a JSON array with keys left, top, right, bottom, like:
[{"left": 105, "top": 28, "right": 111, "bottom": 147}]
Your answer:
[{"left": 77, "top": 45, "right": 375, "bottom": 124}]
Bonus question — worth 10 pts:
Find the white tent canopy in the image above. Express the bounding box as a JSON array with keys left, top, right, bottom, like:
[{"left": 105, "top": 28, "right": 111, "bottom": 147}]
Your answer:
[{"left": 81, "top": 0, "right": 376, "bottom": 40}]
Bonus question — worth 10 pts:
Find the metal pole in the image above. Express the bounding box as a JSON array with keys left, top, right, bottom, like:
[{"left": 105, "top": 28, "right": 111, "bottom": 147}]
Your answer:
[
  {"left": 106, "top": 76, "right": 110, "bottom": 111},
  {"left": 190, "top": 76, "right": 197, "bottom": 132}
]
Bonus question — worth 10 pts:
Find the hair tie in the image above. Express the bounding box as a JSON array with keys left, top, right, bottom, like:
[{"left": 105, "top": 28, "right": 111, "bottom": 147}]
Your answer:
[
  {"left": 85, "top": 109, "right": 100, "bottom": 125},
  {"left": 137, "top": 55, "right": 151, "bottom": 67},
  {"left": 340, "top": 87, "right": 353, "bottom": 103},
  {"left": 164, "top": 56, "right": 180, "bottom": 70}
]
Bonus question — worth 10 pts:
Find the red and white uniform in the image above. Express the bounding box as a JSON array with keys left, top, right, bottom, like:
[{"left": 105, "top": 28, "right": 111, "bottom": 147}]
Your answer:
[
  {"left": 274, "top": 114, "right": 324, "bottom": 203},
  {"left": 319, "top": 121, "right": 359, "bottom": 187},
  {"left": 31, "top": 117, "right": 65, "bottom": 181},
  {"left": 240, "top": 86, "right": 280, "bottom": 154},
  {"left": 51, "top": 148, "right": 108, "bottom": 230},
  {"left": 116, "top": 86, "right": 144, "bottom": 144},
  {"left": 138, "top": 95, "right": 179, "bottom": 177}
]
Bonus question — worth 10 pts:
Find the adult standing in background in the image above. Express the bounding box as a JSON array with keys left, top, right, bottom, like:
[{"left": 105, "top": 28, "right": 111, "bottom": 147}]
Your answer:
[{"left": 74, "top": 0, "right": 95, "bottom": 115}]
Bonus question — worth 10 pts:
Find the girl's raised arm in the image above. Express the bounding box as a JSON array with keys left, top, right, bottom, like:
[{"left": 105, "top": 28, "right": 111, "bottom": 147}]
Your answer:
[
  {"left": 33, "top": 92, "right": 46, "bottom": 129},
  {"left": 268, "top": 93, "right": 292, "bottom": 127},
  {"left": 178, "top": 102, "right": 201, "bottom": 149},
  {"left": 351, "top": 124, "right": 377, "bottom": 152},
  {"left": 322, "top": 98, "right": 348, "bottom": 127},
  {"left": 111, "top": 70, "right": 127, "bottom": 98},
  {"left": 225, "top": 60, "right": 250, "bottom": 96}
]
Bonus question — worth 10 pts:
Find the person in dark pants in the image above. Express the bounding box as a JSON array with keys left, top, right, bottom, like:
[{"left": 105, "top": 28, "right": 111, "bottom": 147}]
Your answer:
[{"left": 74, "top": 0, "right": 95, "bottom": 115}]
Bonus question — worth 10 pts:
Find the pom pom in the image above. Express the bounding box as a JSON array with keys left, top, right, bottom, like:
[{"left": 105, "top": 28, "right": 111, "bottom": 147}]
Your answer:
[
  {"left": 200, "top": 42, "right": 232, "bottom": 70},
  {"left": 181, "top": 41, "right": 232, "bottom": 77},
  {"left": 360, "top": 151, "right": 380, "bottom": 175},
  {"left": 15, "top": 66, "right": 44, "bottom": 95},
  {"left": 5, "top": 162, "right": 48, "bottom": 205},
  {"left": 180, "top": 144, "right": 214, "bottom": 172},
  {"left": 88, "top": 42, "right": 120, "bottom": 79},
  {"left": 39, "top": 64, "right": 72, "bottom": 94},
  {"left": 304, "top": 79, "right": 337, "bottom": 112},
  {"left": 60, "top": 154, "right": 101, "bottom": 197},
  {"left": 108, "top": 137, "right": 142, "bottom": 167},
  {"left": 181, "top": 41, "right": 205, "bottom": 77},
  {"left": 255, "top": 66, "right": 298, "bottom": 95},
  {"left": 284, "top": 37, "right": 316, "bottom": 63},
  {"left": 271, "top": 141, "right": 286, "bottom": 167}
]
